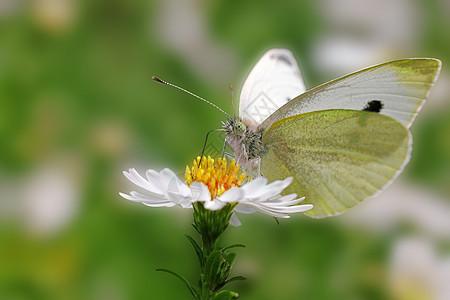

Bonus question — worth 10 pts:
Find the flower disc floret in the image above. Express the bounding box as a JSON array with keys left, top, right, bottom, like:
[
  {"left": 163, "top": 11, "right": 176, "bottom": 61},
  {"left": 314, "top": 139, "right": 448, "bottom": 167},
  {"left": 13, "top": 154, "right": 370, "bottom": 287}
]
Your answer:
[{"left": 185, "top": 156, "right": 246, "bottom": 199}]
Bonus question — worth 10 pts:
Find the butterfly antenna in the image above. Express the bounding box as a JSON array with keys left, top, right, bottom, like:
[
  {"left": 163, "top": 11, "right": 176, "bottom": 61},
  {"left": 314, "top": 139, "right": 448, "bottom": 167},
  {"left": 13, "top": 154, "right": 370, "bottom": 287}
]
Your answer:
[
  {"left": 199, "top": 128, "right": 226, "bottom": 161},
  {"left": 229, "top": 84, "right": 236, "bottom": 118},
  {"left": 152, "top": 76, "right": 231, "bottom": 119}
]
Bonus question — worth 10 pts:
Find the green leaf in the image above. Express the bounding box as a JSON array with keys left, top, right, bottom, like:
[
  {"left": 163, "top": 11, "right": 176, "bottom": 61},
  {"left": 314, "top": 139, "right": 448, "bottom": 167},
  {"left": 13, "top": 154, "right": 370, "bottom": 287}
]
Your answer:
[
  {"left": 155, "top": 268, "right": 197, "bottom": 298},
  {"left": 222, "top": 252, "right": 236, "bottom": 266},
  {"left": 204, "top": 250, "right": 222, "bottom": 281},
  {"left": 213, "top": 290, "right": 240, "bottom": 300},
  {"left": 222, "top": 244, "right": 246, "bottom": 251},
  {"left": 224, "top": 276, "right": 246, "bottom": 285},
  {"left": 185, "top": 234, "right": 203, "bottom": 266},
  {"left": 216, "top": 275, "right": 246, "bottom": 291}
]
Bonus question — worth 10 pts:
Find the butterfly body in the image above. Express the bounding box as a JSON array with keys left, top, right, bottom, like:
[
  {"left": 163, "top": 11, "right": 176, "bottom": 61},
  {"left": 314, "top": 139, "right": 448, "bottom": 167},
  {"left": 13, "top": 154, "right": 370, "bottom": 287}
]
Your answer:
[
  {"left": 224, "top": 49, "right": 441, "bottom": 218},
  {"left": 223, "top": 118, "right": 264, "bottom": 173}
]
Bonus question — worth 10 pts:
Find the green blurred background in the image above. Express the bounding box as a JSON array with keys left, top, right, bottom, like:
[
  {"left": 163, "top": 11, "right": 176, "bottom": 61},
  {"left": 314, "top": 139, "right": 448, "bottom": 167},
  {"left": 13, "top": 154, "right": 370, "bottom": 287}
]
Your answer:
[{"left": 1, "top": 0, "right": 449, "bottom": 299}]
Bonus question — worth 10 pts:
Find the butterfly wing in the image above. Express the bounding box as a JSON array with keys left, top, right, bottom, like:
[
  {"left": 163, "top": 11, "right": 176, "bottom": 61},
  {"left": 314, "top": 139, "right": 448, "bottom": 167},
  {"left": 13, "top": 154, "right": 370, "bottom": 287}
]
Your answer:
[
  {"left": 239, "top": 49, "right": 306, "bottom": 125},
  {"left": 261, "top": 110, "right": 411, "bottom": 218},
  {"left": 261, "top": 59, "right": 441, "bottom": 130}
]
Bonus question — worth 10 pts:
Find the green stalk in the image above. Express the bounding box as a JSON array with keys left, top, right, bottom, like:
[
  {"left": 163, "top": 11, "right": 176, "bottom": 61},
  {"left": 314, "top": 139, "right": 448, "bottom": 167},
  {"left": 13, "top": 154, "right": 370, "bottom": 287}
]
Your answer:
[{"left": 191, "top": 203, "right": 242, "bottom": 299}]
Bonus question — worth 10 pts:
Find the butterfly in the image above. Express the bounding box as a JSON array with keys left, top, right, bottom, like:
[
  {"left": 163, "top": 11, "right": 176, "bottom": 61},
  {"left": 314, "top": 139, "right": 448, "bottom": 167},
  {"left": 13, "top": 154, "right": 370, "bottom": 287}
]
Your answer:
[{"left": 222, "top": 49, "right": 441, "bottom": 218}]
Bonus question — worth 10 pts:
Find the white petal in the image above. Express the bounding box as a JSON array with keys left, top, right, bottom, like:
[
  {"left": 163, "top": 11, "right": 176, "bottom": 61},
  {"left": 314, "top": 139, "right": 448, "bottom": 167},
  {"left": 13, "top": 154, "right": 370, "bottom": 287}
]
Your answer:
[
  {"left": 240, "top": 177, "right": 267, "bottom": 196},
  {"left": 233, "top": 203, "right": 256, "bottom": 214},
  {"left": 244, "top": 177, "right": 294, "bottom": 202},
  {"left": 262, "top": 199, "right": 305, "bottom": 208},
  {"left": 122, "top": 168, "right": 191, "bottom": 209},
  {"left": 242, "top": 204, "right": 289, "bottom": 218},
  {"left": 190, "top": 182, "right": 227, "bottom": 210},
  {"left": 167, "top": 192, "right": 192, "bottom": 208},
  {"left": 145, "top": 169, "right": 165, "bottom": 189},
  {"left": 120, "top": 191, "right": 175, "bottom": 207},
  {"left": 160, "top": 169, "right": 181, "bottom": 195},
  {"left": 124, "top": 169, "right": 161, "bottom": 194},
  {"left": 263, "top": 177, "right": 293, "bottom": 192},
  {"left": 129, "top": 191, "right": 165, "bottom": 200},
  {"left": 141, "top": 202, "right": 176, "bottom": 208},
  {"left": 204, "top": 199, "right": 226, "bottom": 211},
  {"left": 280, "top": 204, "right": 314, "bottom": 213},
  {"left": 233, "top": 176, "right": 313, "bottom": 220},
  {"left": 124, "top": 184, "right": 165, "bottom": 200},
  {"left": 119, "top": 192, "right": 137, "bottom": 201},
  {"left": 229, "top": 212, "right": 242, "bottom": 227},
  {"left": 160, "top": 168, "right": 178, "bottom": 185},
  {"left": 217, "top": 187, "right": 244, "bottom": 203},
  {"left": 275, "top": 177, "right": 293, "bottom": 189},
  {"left": 274, "top": 194, "right": 301, "bottom": 205},
  {"left": 178, "top": 198, "right": 193, "bottom": 208},
  {"left": 166, "top": 176, "right": 191, "bottom": 205},
  {"left": 190, "top": 182, "right": 211, "bottom": 202},
  {"left": 166, "top": 173, "right": 189, "bottom": 194},
  {"left": 244, "top": 202, "right": 313, "bottom": 217}
]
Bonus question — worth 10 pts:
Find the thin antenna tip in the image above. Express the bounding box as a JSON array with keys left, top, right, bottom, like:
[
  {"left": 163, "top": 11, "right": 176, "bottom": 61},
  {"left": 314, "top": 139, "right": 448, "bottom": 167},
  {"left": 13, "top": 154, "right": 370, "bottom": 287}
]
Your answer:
[
  {"left": 151, "top": 76, "right": 231, "bottom": 119},
  {"left": 152, "top": 76, "right": 166, "bottom": 84}
]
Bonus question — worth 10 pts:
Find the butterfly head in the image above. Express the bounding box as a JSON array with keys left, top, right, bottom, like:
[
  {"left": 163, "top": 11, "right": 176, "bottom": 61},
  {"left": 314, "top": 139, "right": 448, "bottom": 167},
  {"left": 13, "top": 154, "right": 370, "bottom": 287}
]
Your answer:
[
  {"left": 223, "top": 118, "right": 247, "bottom": 137},
  {"left": 233, "top": 121, "right": 246, "bottom": 135}
]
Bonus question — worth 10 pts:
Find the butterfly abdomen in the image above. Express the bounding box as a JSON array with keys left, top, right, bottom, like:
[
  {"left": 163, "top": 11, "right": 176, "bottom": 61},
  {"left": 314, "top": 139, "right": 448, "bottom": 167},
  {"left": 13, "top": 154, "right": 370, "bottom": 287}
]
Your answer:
[{"left": 243, "top": 127, "right": 264, "bottom": 159}]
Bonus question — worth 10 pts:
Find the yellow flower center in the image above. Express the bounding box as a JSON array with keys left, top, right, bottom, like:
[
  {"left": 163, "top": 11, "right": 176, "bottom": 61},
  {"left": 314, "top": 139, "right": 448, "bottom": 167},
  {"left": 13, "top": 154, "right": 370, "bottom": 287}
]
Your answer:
[{"left": 185, "top": 156, "right": 247, "bottom": 199}]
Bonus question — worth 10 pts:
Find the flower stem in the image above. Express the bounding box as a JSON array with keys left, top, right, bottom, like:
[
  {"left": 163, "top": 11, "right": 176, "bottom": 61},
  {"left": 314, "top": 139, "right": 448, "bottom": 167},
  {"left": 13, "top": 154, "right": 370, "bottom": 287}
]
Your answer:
[{"left": 191, "top": 203, "right": 242, "bottom": 299}]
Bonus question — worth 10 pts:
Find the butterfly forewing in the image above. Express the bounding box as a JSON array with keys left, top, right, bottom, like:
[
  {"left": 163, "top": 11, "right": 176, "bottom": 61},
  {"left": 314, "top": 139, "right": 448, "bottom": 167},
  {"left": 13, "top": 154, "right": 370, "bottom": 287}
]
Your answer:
[
  {"left": 261, "top": 59, "right": 441, "bottom": 131},
  {"left": 239, "top": 49, "right": 306, "bottom": 125},
  {"left": 260, "top": 110, "right": 411, "bottom": 217}
]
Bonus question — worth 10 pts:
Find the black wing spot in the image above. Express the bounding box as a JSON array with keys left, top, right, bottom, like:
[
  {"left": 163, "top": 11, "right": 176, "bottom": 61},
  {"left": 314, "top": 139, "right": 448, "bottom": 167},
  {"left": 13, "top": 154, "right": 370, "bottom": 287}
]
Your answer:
[
  {"left": 270, "top": 53, "right": 292, "bottom": 66},
  {"left": 362, "top": 100, "right": 383, "bottom": 113}
]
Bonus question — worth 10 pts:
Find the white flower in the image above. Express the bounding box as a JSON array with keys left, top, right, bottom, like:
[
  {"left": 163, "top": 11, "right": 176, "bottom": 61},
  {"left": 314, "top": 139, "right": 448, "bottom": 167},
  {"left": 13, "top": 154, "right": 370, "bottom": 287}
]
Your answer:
[{"left": 120, "top": 165, "right": 313, "bottom": 226}]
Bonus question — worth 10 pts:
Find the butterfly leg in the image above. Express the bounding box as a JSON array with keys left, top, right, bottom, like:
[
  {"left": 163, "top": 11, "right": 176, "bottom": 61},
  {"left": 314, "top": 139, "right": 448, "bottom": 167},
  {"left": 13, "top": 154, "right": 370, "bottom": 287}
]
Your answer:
[
  {"left": 247, "top": 157, "right": 261, "bottom": 177},
  {"left": 256, "top": 157, "right": 261, "bottom": 176},
  {"left": 221, "top": 137, "right": 227, "bottom": 159},
  {"left": 200, "top": 129, "right": 226, "bottom": 162},
  {"left": 224, "top": 152, "right": 235, "bottom": 160}
]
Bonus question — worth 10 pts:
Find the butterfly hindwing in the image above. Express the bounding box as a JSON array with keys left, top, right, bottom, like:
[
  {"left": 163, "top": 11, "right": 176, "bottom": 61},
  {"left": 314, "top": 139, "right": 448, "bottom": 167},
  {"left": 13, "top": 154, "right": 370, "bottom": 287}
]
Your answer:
[
  {"left": 260, "top": 110, "right": 411, "bottom": 218},
  {"left": 261, "top": 59, "right": 441, "bottom": 131}
]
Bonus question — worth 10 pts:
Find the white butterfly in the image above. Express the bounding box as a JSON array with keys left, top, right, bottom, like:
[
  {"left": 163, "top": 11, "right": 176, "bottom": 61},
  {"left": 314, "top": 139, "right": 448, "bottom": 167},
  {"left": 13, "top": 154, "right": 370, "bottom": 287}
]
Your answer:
[{"left": 223, "top": 49, "right": 441, "bottom": 217}]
